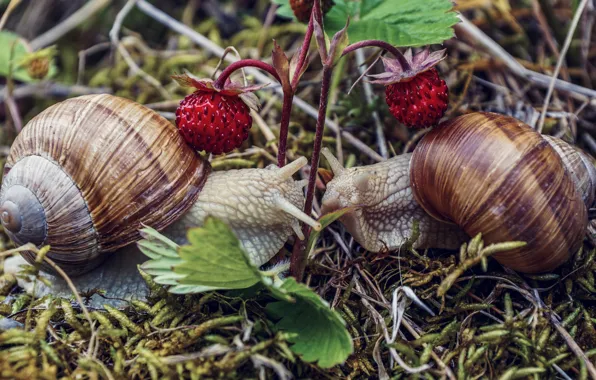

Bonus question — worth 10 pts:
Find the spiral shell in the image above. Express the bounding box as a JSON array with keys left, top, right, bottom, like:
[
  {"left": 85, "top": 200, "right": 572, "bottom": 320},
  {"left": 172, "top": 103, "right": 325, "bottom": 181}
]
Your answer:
[
  {"left": 0, "top": 94, "right": 209, "bottom": 275},
  {"left": 410, "top": 112, "right": 588, "bottom": 273}
]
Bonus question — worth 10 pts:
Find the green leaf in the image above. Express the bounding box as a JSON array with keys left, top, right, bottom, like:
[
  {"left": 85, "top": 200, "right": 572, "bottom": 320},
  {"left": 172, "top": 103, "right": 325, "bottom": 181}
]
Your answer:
[
  {"left": 174, "top": 218, "right": 262, "bottom": 290},
  {"left": 272, "top": 0, "right": 297, "bottom": 20},
  {"left": 324, "top": 0, "right": 459, "bottom": 47},
  {"left": 138, "top": 219, "right": 261, "bottom": 293},
  {"left": 0, "top": 31, "right": 57, "bottom": 82},
  {"left": 267, "top": 277, "right": 353, "bottom": 368},
  {"left": 138, "top": 220, "right": 353, "bottom": 368},
  {"left": 137, "top": 226, "right": 183, "bottom": 280}
]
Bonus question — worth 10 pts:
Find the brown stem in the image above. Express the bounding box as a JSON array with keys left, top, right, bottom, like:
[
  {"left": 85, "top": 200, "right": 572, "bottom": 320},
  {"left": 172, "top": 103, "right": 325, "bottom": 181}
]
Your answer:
[
  {"left": 290, "top": 12, "right": 315, "bottom": 90},
  {"left": 290, "top": 64, "right": 332, "bottom": 280},
  {"left": 277, "top": 5, "right": 316, "bottom": 167},
  {"left": 213, "top": 59, "right": 280, "bottom": 89},
  {"left": 313, "top": 0, "right": 324, "bottom": 25},
  {"left": 277, "top": 92, "right": 294, "bottom": 167},
  {"left": 342, "top": 40, "right": 410, "bottom": 70}
]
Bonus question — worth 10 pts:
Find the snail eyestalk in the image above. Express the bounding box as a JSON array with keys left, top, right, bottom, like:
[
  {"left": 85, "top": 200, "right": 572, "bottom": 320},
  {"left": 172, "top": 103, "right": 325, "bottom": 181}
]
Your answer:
[
  {"left": 275, "top": 197, "right": 322, "bottom": 233},
  {"left": 296, "top": 179, "right": 309, "bottom": 188},
  {"left": 321, "top": 147, "right": 345, "bottom": 175},
  {"left": 276, "top": 156, "right": 308, "bottom": 181}
]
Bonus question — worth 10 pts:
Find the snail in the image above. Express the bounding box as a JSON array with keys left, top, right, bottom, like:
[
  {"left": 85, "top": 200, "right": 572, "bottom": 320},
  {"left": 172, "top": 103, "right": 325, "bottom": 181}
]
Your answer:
[
  {"left": 321, "top": 112, "right": 596, "bottom": 273},
  {"left": 0, "top": 94, "right": 321, "bottom": 277},
  {"left": 2, "top": 96, "right": 594, "bottom": 294}
]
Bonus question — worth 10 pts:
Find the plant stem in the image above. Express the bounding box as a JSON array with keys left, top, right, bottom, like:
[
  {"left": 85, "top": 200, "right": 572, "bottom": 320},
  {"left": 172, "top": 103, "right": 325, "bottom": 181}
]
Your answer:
[
  {"left": 342, "top": 40, "right": 410, "bottom": 70},
  {"left": 290, "top": 13, "right": 314, "bottom": 90},
  {"left": 213, "top": 59, "right": 280, "bottom": 89},
  {"left": 278, "top": 11, "right": 316, "bottom": 167},
  {"left": 290, "top": 64, "right": 333, "bottom": 280},
  {"left": 277, "top": 92, "right": 294, "bottom": 166},
  {"left": 304, "top": 65, "right": 332, "bottom": 213}
]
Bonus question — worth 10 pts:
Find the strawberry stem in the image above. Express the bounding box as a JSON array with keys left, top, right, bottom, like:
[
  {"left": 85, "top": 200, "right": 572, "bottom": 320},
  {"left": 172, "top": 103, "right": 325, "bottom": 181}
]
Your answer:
[
  {"left": 279, "top": 4, "right": 317, "bottom": 167},
  {"left": 213, "top": 59, "right": 280, "bottom": 89},
  {"left": 342, "top": 40, "right": 410, "bottom": 70},
  {"left": 214, "top": 58, "right": 292, "bottom": 167},
  {"left": 289, "top": 0, "right": 330, "bottom": 281},
  {"left": 290, "top": 63, "right": 332, "bottom": 281},
  {"left": 290, "top": 13, "right": 314, "bottom": 90},
  {"left": 277, "top": 93, "right": 294, "bottom": 167}
]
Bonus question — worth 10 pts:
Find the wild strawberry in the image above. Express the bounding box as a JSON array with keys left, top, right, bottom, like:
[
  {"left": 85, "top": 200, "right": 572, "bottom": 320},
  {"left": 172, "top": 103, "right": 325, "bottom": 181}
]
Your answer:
[
  {"left": 370, "top": 48, "right": 449, "bottom": 128},
  {"left": 385, "top": 68, "right": 448, "bottom": 128},
  {"left": 172, "top": 74, "right": 262, "bottom": 155},
  {"left": 290, "top": 0, "right": 335, "bottom": 23}
]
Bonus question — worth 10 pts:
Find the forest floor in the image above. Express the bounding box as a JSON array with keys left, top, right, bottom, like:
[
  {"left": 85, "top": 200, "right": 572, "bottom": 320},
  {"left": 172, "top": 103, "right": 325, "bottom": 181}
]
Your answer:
[{"left": 1, "top": 0, "right": 596, "bottom": 379}]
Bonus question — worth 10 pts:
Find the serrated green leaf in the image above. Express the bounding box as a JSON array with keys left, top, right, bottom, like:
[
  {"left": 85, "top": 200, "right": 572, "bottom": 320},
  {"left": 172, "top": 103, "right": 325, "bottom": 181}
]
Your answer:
[
  {"left": 138, "top": 226, "right": 184, "bottom": 286},
  {"left": 168, "top": 284, "right": 219, "bottom": 294},
  {"left": 139, "top": 226, "right": 179, "bottom": 250},
  {"left": 141, "top": 258, "right": 183, "bottom": 271},
  {"left": 324, "top": 0, "right": 459, "bottom": 47},
  {"left": 137, "top": 241, "right": 178, "bottom": 260},
  {"left": 360, "top": 0, "right": 384, "bottom": 16},
  {"left": 266, "top": 278, "right": 353, "bottom": 368},
  {"left": 0, "top": 31, "right": 57, "bottom": 82},
  {"left": 173, "top": 218, "right": 261, "bottom": 290},
  {"left": 152, "top": 273, "right": 186, "bottom": 285},
  {"left": 139, "top": 218, "right": 275, "bottom": 292}
]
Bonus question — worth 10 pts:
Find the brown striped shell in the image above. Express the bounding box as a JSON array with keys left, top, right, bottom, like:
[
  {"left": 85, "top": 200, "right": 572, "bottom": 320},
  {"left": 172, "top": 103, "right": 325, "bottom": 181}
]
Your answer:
[
  {"left": 0, "top": 94, "right": 210, "bottom": 276},
  {"left": 410, "top": 112, "right": 590, "bottom": 273}
]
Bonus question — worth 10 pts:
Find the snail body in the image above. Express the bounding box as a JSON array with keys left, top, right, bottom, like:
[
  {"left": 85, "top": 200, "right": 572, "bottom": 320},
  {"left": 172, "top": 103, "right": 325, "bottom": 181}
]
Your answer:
[
  {"left": 322, "top": 112, "right": 595, "bottom": 273},
  {"left": 0, "top": 94, "right": 319, "bottom": 276}
]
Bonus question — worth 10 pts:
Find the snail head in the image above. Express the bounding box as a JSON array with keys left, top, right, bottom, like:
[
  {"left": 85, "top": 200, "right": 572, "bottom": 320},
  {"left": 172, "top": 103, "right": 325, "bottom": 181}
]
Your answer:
[{"left": 320, "top": 148, "right": 378, "bottom": 216}]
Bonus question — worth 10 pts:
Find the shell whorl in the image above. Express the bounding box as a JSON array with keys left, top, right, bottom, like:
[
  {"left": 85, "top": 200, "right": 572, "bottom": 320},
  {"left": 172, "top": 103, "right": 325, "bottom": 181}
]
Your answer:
[
  {"left": 0, "top": 94, "right": 210, "bottom": 276},
  {"left": 0, "top": 185, "right": 45, "bottom": 245},
  {"left": 1, "top": 155, "right": 100, "bottom": 274}
]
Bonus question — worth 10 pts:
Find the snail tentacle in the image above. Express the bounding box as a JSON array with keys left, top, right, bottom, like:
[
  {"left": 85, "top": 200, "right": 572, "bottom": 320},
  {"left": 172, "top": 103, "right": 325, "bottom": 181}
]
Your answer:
[{"left": 321, "top": 147, "right": 345, "bottom": 175}]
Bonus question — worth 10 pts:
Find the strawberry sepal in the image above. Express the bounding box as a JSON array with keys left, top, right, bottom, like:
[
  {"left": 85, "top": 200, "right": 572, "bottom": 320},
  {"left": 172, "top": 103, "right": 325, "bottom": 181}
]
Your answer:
[
  {"left": 368, "top": 48, "right": 447, "bottom": 85},
  {"left": 172, "top": 74, "right": 266, "bottom": 96}
]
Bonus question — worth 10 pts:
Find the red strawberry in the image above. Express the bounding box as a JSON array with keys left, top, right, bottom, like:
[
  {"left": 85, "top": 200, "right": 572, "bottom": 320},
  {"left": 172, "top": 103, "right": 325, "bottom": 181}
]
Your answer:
[
  {"left": 385, "top": 68, "right": 448, "bottom": 128},
  {"left": 369, "top": 48, "right": 449, "bottom": 128},
  {"left": 176, "top": 92, "right": 251, "bottom": 155},
  {"left": 172, "top": 75, "right": 262, "bottom": 155},
  {"left": 290, "top": 0, "right": 334, "bottom": 23}
]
